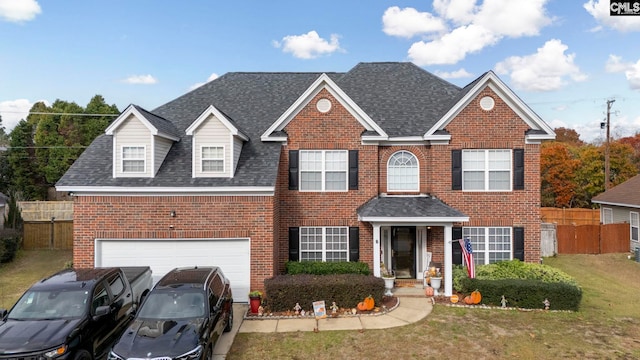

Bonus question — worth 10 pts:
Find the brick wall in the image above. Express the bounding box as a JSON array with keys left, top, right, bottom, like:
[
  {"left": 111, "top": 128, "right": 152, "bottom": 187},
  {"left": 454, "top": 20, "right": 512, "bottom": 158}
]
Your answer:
[
  {"left": 73, "top": 195, "right": 276, "bottom": 291},
  {"left": 276, "top": 89, "right": 379, "bottom": 271}
]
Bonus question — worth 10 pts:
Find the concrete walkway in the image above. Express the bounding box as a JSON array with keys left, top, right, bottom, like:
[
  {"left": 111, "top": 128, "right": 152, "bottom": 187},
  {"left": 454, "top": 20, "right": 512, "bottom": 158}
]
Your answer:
[{"left": 213, "top": 286, "right": 431, "bottom": 359}]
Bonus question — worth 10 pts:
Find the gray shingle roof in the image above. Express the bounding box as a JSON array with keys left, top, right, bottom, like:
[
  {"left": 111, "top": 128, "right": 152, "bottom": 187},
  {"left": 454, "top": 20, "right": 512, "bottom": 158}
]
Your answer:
[
  {"left": 357, "top": 196, "right": 467, "bottom": 219},
  {"left": 57, "top": 62, "right": 465, "bottom": 189},
  {"left": 132, "top": 105, "right": 180, "bottom": 139},
  {"left": 592, "top": 174, "right": 640, "bottom": 208}
]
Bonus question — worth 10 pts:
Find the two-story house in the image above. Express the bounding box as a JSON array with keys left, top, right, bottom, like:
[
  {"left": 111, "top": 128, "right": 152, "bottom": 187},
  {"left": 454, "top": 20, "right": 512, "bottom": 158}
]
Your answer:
[{"left": 56, "top": 62, "right": 555, "bottom": 301}]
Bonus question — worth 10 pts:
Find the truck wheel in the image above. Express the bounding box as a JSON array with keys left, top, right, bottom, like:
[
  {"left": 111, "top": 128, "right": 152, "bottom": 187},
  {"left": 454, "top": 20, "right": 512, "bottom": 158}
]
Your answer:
[
  {"left": 224, "top": 307, "right": 233, "bottom": 332},
  {"left": 72, "top": 349, "right": 92, "bottom": 360}
]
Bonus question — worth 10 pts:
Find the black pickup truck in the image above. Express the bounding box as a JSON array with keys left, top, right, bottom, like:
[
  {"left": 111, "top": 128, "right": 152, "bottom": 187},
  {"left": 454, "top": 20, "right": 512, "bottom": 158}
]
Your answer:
[{"left": 0, "top": 267, "right": 152, "bottom": 360}]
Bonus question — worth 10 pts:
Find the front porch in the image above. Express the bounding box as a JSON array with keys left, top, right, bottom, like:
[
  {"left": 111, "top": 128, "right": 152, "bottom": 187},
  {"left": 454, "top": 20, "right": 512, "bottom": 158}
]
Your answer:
[{"left": 357, "top": 195, "right": 469, "bottom": 296}]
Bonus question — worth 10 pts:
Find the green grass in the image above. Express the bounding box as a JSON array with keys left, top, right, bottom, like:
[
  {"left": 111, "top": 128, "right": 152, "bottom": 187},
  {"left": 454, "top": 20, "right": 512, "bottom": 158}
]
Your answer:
[
  {"left": 228, "top": 253, "right": 640, "bottom": 359},
  {"left": 0, "top": 249, "right": 72, "bottom": 309}
]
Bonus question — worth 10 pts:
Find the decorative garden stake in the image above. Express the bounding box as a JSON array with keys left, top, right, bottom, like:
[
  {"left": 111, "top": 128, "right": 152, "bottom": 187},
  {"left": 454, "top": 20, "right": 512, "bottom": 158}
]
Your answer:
[
  {"left": 330, "top": 301, "right": 339, "bottom": 314},
  {"left": 501, "top": 295, "right": 507, "bottom": 308},
  {"left": 543, "top": 298, "right": 550, "bottom": 310}
]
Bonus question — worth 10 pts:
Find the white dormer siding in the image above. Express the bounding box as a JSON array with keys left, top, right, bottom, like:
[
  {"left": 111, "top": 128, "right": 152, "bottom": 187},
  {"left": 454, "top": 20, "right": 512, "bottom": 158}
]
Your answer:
[
  {"left": 191, "top": 114, "right": 233, "bottom": 178},
  {"left": 187, "top": 105, "right": 248, "bottom": 178},
  {"left": 113, "top": 115, "right": 153, "bottom": 178}
]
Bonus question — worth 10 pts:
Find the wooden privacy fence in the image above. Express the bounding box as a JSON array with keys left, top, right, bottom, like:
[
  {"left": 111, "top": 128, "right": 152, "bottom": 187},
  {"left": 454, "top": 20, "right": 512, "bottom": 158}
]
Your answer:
[
  {"left": 541, "top": 207, "right": 600, "bottom": 225},
  {"left": 22, "top": 220, "right": 73, "bottom": 250},
  {"left": 557, "top": 223, "right": 630, "bottom": 254}
]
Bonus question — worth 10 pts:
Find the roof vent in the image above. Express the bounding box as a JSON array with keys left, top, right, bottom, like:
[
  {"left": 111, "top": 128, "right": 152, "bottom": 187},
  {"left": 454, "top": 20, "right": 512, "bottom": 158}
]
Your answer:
[
  {"left": 316, "top": 98, "right": 332, "bottom": 113},
  {"left": 479, "top": 96, "right": 495, "bottom": 111}
]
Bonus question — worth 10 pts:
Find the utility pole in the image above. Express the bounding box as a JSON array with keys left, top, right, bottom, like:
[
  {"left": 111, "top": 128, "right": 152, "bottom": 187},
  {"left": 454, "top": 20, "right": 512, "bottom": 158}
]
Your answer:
[{"left": 604, "top": 99, "right": 615, "bottom": 191}]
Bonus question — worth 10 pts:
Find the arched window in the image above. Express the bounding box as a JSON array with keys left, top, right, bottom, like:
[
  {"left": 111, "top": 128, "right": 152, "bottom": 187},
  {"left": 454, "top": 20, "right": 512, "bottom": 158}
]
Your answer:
[{"left": 387, "top": 151, "right": 419, "bottom": 191}]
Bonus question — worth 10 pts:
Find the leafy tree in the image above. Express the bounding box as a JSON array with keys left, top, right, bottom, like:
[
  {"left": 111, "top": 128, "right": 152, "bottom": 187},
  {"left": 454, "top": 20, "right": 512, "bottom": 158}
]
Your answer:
[
  {"left": 540, "top": 142, "right": 580, "bottom": 207},
  {"left": 618, "top": 133, "right": 640, "bottom": 172},
  {"left": 6, "top": 120, "right": 47, "bottom": 200},
  {"left": 0, "top": 115, "right": 8, "bottom": 146},
  {"left": 554, "top": 127, "right": 584, "bottom": 147}
]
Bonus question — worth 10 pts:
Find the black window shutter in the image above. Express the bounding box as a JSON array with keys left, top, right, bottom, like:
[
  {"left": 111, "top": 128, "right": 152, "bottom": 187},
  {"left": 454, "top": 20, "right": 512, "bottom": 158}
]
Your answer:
[
  {"left": 513, "top": 227, "right": 525, "bottom": 261},
  {"left": 452, "top": 150, "right": 462, "bottom": 190},
  {"left": 288, "top": 227, "right": 300, "bottom": 261},
  {"left": 289, "top": 150, "right": 299, "bottom": 190},
  {"left": 513, "top": 149, "right": 524, "bottom": 190},
  {"left": 349, "top": 227, "right": 359, "bottom": 262},
  {"left": 452, "top": 227, "right": 462, "bottom": 265},
  {"left": 349, "top": 150, "right": 358, "bottom": 190}
]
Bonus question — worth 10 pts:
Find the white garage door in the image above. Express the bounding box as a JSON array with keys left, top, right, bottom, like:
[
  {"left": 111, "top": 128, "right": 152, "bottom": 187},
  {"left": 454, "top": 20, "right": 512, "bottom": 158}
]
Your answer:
[{"left": 95, "top": 238, "right": 250, "bottom": 302}]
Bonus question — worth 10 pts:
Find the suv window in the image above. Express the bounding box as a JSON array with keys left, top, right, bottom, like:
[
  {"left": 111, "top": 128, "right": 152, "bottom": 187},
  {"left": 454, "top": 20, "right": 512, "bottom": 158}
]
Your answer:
[{"left": 107, "top": 274, "right": 125, "bottom": 298}]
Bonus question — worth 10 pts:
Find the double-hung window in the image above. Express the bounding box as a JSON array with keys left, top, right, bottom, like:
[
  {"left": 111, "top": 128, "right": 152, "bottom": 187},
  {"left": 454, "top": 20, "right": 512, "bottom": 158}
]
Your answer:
[
  {"left": 463, "top": 227, "right": 512, "bottom": 265},
  {"left": 202, "top": 146, "right": 224, "bottom": 172},
  {"left": 300, "top": 150, "right": 347, "bottom": 191},
  {"left": 602, "top": 208, "right": 613, "bottom": 224},
  {"left": 300, "top": 227, "right": 348, "bottom": 261},
  {"left": 462, "top": 150, "right": 511, "bottom": 191},
  {"left": 122, "top": 146, "right": 145, "bottom": 173},
  {"left": 387, "top": 151, "right": 419, "bottom": 191},
  {"left": 631, "top": 212, "right": 639, "bottom": 242}
]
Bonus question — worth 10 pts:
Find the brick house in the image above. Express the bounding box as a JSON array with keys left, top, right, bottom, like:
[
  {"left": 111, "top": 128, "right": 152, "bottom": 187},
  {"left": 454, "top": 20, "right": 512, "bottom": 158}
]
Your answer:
[{"left": 56, "top": 62, "right": 555, "bottom": 301}]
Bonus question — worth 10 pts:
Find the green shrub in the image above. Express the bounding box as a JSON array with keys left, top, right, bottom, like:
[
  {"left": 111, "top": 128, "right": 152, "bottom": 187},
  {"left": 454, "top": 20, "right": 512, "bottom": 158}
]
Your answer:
[
  {"left": 459, "top": 277, "right": 582, "bottom": 311},
  {"left": 285, "top": 261, "right": 370, "bottom": 275},
  {"left": 264, "top": 274, "right": 384, "bottom": 312},
  {"left": 0, "top": 230, "right": 20, "bottom": 263}
]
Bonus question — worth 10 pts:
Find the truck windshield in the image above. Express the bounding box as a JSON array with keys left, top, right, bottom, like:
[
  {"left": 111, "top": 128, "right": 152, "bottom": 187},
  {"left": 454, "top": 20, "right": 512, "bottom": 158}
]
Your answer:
[
  {"left": 9, "top": 289, "right": 89, "bottom": 319},
  {"left": 137, "top": 290, "right": 205, "bottom": 320}
]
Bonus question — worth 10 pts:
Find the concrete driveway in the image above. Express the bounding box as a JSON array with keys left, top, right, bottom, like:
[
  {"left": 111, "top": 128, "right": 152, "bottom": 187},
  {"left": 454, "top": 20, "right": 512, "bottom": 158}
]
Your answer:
[{"left": 213, "top": 303, "right": 247, "bottom": 359}]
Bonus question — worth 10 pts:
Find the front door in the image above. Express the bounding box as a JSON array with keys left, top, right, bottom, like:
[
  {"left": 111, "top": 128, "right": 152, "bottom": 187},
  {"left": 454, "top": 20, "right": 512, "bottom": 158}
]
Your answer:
[{"left": 391, "top": 227, "right": 416, "bottom": 279}]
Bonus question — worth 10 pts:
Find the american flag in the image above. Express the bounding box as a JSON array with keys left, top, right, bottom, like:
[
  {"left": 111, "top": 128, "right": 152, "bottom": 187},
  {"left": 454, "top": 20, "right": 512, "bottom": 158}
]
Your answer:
[{"left": 459, "top": 237, "right": 475, "bottom": 278}]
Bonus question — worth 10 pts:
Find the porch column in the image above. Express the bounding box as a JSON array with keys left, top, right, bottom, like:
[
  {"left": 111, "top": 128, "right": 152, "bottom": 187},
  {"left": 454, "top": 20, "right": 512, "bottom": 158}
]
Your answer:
[
  {"left": 373, "top": 224, "right": 381, "bottom": 277},
  {"left": 444, "top": 224, "right": 453, "bottom": 296}
]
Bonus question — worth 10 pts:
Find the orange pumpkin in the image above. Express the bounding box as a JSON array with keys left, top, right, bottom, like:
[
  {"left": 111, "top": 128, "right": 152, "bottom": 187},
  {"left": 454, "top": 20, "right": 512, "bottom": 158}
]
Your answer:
[
  {"left": 470, "top": 290, "right": 482, "bottom": 304},
  {"left": 425, "top": 286, "right": 434, "bottom": 297},
  {"left": 463, "top": 296, "right": 474, "bottom": 305},
  {"left": 450, "top": 294, "right": 459, "bottom": 303},
  {"left": 357, "top": 302, "right": 367, "bottom": 311},
  {"left": 363, "top": 295, "right": 375, "bottom": 311}
]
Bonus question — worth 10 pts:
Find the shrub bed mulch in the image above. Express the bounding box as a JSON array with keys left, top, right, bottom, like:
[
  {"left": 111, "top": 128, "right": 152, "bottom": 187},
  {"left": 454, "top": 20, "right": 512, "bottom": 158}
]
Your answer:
[{"left": 244, "top": 295, "right": 399, "bottom": 320}]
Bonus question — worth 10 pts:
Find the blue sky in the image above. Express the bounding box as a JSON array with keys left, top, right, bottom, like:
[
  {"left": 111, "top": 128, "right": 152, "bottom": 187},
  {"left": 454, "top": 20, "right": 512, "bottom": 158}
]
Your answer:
[{"left": 1, "top": 0, "right": 639, "bottom": 143}]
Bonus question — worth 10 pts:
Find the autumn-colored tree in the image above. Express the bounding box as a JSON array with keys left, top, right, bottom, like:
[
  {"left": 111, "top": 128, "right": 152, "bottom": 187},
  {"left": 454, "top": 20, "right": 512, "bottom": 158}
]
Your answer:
[
  {"left": 618, "top": 133, "right": 640, "bottom": 172},
  {"left": 554, "top": 127, "right": 584, "bottom": 147},
  {"left": 541, "top": 142, "right": 580, "bottom": 207}
]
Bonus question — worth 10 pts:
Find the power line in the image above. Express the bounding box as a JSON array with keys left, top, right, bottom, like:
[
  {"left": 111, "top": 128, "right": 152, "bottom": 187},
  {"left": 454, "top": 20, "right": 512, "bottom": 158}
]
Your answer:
[{"left": 0, "top": 111, "right": 119, "bottom": 117}]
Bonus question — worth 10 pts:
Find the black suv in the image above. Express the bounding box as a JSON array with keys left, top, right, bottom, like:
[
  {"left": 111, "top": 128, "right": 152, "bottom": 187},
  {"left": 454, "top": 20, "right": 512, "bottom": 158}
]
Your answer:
[{"left": 108, "top": 267, "right": 233, "bottom": 360}]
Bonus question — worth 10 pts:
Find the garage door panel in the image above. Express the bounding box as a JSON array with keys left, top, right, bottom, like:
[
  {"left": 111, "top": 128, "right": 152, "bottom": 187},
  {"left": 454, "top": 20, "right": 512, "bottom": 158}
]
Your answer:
[{"left": 96, "top": 239, "right": 250, "bottom": 302}]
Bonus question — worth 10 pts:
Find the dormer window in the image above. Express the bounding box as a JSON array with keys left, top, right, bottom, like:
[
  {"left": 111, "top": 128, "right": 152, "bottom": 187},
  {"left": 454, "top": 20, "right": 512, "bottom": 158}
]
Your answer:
[
  {"left": 202, "top": 146, "right": 224, "bottom": 173},
  {"left": 122, "top": 146, "right": 146, "bottom": 173}
]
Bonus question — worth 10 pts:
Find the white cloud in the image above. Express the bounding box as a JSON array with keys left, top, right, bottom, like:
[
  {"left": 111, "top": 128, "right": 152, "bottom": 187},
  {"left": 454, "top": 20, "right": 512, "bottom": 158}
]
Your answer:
[
  {"left": 495, "top": 39, "right": 587, "bottom": 92},
  {"left": 121, "top": 74, "right": 158, "bottom": 85},
  {"left": 584, "top": 0, "right": 640, "bottom": 32},
  {"left": 0, "top": 98, "right": 47, "bottom": 132},
  {"left": 605, "top": 54, "right": 633, "bottom": 73},
  {"left": 188, "top": 73, "right": 219, "bottom": 91},
  {"left": 409, "top": 24, "right": 498, "bottom": 65},
  {"left": 273, "top": 31, "right": 342, "bottom": 59},
  {"left": 433, "top": 0, "right": 477, "bottom": 25},
  {"left": 0, "top": 0, "right": 41, "bottom": 23},
  {"left": 627, "top": 60, "right": 640, "bottom": 89},
  {"left": 382, "top": 6, "right": 447, "bottom": 38},
  {"left": 434, "top": 68, "right": 473, "bottom": 79},
  {"left": 400, "top": 0, "right": 553, "bottom": 66},
  {"left": 604, "top": 55, "right": 640, "bottom": 90}
]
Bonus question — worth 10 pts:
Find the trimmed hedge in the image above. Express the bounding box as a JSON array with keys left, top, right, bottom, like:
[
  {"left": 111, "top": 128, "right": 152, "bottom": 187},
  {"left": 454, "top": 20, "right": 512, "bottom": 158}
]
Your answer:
[
  {"left": 285, "top": 261, "right": 370, "bottom": 275},
  {"left": 264, "top": 274, "right": 384, "bottom": 312},
  {"left": 458, "top": 277, "right": 582, "bottom": 311}
]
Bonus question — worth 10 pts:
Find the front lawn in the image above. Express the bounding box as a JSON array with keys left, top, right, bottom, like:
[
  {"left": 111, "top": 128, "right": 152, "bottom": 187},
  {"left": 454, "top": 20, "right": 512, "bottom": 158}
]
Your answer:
[{"left": 228, "top": 253, "right": 640, "bottom": 359}]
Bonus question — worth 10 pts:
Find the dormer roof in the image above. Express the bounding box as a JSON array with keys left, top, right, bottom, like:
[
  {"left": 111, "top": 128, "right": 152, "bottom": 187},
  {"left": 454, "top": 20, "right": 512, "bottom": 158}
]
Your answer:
[
  {"left": 186, "top": 105, "right": 249, "bottom": 140},
  {"left": 105, "top": 104, "right": 180, "bottom": 141}
]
